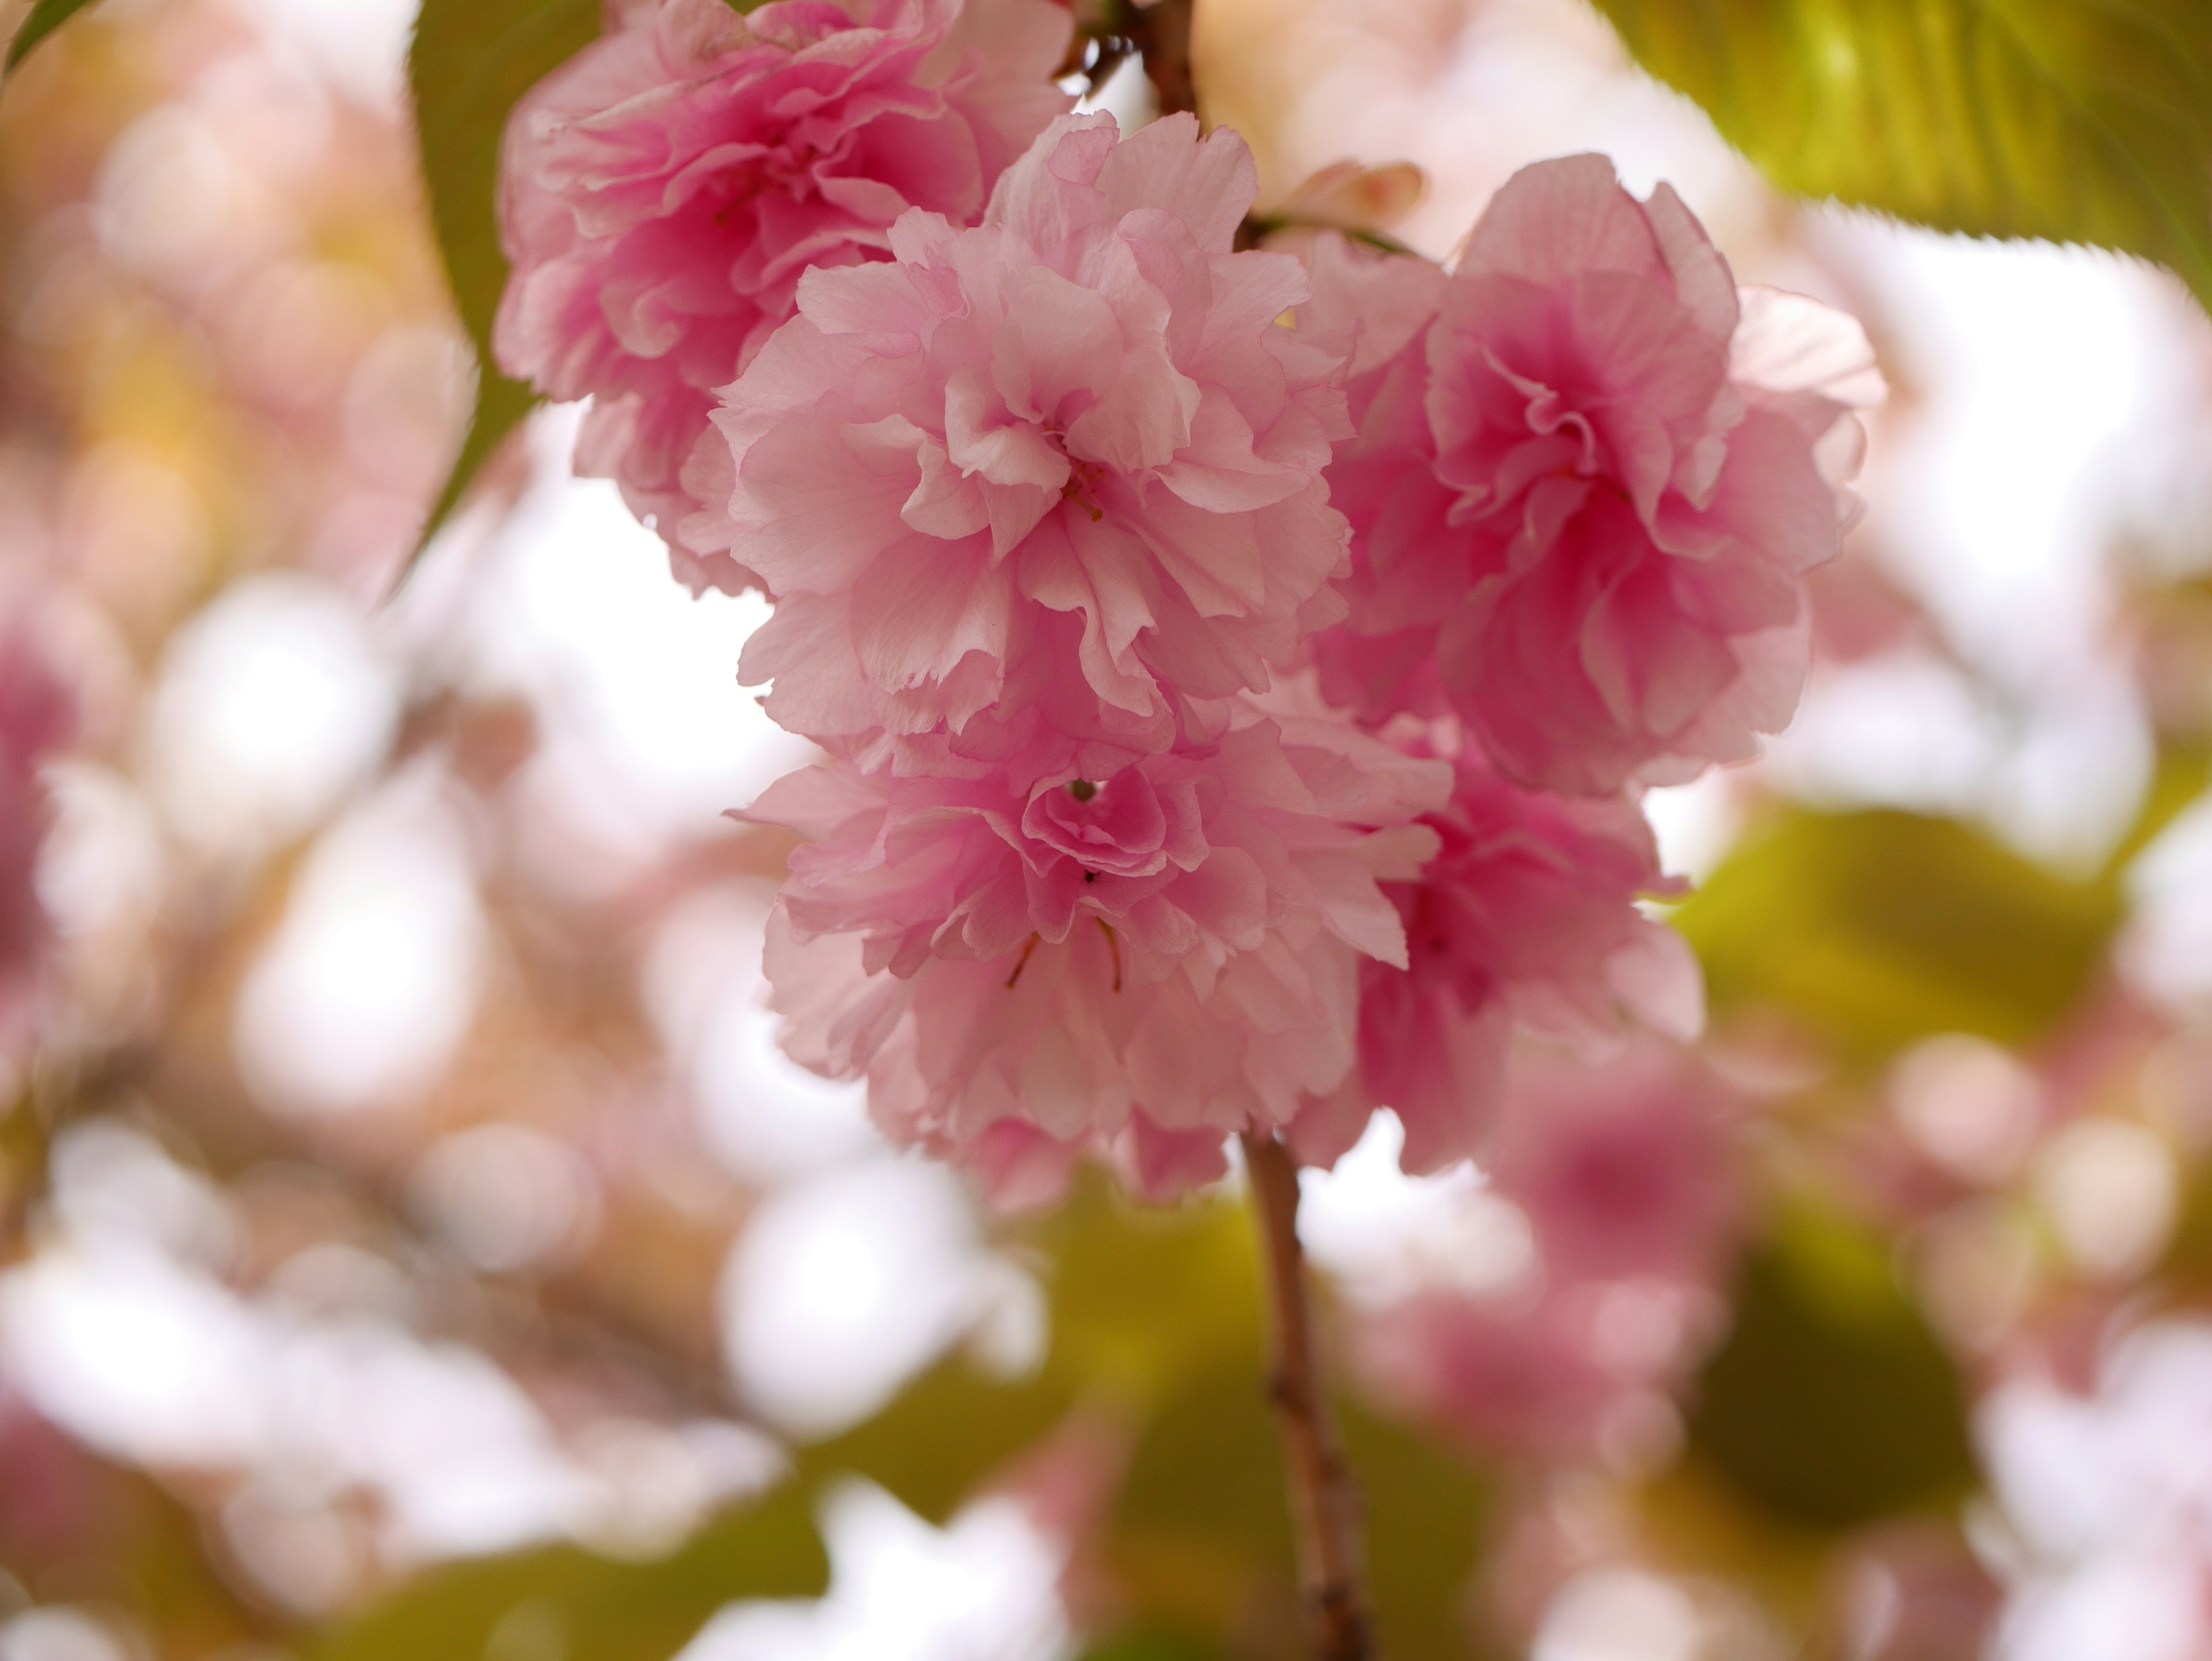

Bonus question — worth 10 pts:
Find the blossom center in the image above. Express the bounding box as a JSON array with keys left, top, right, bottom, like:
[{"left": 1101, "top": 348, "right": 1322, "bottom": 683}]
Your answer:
[{"left": 1021, "top": 768, "right": 1170, "bottom": 878}]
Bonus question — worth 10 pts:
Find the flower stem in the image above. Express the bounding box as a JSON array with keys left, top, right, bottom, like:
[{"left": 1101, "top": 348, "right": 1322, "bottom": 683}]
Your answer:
[{"left": 1240, "top": 1130, "right": 1372, "bottom": 1661}]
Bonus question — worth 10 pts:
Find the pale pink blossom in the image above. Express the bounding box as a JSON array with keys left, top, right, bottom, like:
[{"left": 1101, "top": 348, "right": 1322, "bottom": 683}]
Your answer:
[
  {"left": 1291, "top": 722, "right": 1700, "bottom": 1176},
  {"left": 745, "top": 702, "right": 1446, "bottom": 1171},
  {"left": 701, "top": 112, "right": 1354, "bottom": 751},
  {"left": 1305, "top": 157, "right": 1883, "bottom": 795},
  {"left": 495, "top": 0, "right": 1071, "bottom": 593}
]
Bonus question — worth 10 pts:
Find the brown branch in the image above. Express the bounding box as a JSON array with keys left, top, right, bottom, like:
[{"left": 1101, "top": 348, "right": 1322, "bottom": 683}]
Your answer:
[
  {"left": 1240, "top": 1130, "right": 1371, "bottom": 1661},
  {"left": 1121, "top": 0, "right": 1196, "bottom": 119}
]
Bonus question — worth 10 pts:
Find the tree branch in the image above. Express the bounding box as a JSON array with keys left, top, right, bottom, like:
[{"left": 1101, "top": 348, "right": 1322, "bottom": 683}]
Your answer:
[{"left": 1240, "top": 1130, "right": 1372, "bottom": 1661}]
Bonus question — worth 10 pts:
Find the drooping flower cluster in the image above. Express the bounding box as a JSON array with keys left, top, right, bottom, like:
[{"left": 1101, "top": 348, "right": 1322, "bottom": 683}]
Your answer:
[
  {"left": 498, "top": 0, "right": 1881, "bottom": 1192},
  {"left": 497, "top": 0, "right": 1073, "bottom": 594}
]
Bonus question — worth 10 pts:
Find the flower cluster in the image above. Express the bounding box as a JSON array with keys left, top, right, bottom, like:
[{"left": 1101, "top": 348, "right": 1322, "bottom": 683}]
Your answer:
[{"left": 498, "top": 1, "right": 1880, "bottom": 1190}]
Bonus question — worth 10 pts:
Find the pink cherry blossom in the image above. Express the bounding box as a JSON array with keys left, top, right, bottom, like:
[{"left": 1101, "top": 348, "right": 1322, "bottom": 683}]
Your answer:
[
  {"left": 1305, "top": 157, "right": 1883, "bottom": 795},
  {"left": 1290, "top": 721, "right": 1700, "bottom": 1175},
  {"left": 745, "top": 701, "right": 1446, "bottom": 1170},
  {"left": 699, "top": 112, "right": 1354, "bottom": 751},
  {"left": 495, "top": 0, "right": 1071, "bottom": 594}
]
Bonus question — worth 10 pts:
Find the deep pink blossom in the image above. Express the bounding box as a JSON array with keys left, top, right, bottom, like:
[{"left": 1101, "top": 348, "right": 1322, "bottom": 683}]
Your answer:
[
  {"left": 495, "top": 0, "right": 1071, "bottom": 593},
  {"left": 700, "top": 112, "right": 1354, "bottom": 751},
  {"left": 1305, "top": 157, "right": 1883, "bottom": 795},
  {"left": 745, "top": 701, "right": 1446, "bottom": 1170},
  {"left": 1290, "top": 722, "right": 1699, "bottom": 1175}
]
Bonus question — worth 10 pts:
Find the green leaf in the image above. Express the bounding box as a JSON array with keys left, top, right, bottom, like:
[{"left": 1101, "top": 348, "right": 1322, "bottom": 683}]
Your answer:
[
  {"left": 2109, "top": 739, "right": 2212, "bottom": 876},
  {"left": 1026, "top": 1173, "right": 1265, "bottom": 1403},
  {"left": 6, "top": 0, "right": 102, "bottom": 72},
  {"left": 403, "top": 0, "right": 601, "bottom": 580},
  {"left": 797, "top": 1353, "right": 1077, "bottom": 1526},
  {"left": 1586, "top": 0, "right": 2212, "bottom": 310},
  {"left": 317, "top": 1482, "right": 828, "bottom": 1661},
  {"left": 1342, "top": 1402, "right": 1498, "bottom": 1661},
  {"left": 1686, "top": 1206, "right": 1979, "bottom": 1531},
  {"left": 1078, "top": 1635, "right": 1232, "bottom": 1661},
  {"left": 1674, "top": 807, "right": 2119, "bottom": 1061}
]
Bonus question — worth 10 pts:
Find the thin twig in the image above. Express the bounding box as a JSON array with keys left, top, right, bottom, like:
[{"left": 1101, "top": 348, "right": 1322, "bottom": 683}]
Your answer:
[
  {"left": 1120, "top": 0, "right": 1196, "bottom": 118},
  {"left": 1240, "top": 1130, "right": 1372, "bottom": 1661}
]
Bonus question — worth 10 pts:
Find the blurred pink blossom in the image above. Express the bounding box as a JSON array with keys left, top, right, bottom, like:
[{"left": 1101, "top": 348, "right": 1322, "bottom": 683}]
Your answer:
[
  {"left": 496, "top": 0, "right": 1071, "bottom": 593},
  {"left": 0, "top": 622, "right": 74, "bottom": 1055},
  {"left": 1486, "top": 1041, "right": 1740, "bottom": 1285},
  {"left": 1306, "top": 155, "right": 1882, "bottom": 795},
  {"left": 703, "top": 111, "right": 1355, "bottom": 753},
  {"left": 1351, "top": 1042, "right": 1740, "bottom": 1458}
]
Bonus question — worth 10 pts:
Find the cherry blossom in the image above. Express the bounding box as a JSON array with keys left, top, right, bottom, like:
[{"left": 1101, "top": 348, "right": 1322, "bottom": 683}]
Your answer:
[
  {"left": 745, "top": 700, "right": 1446, "bottom": 1172},
  {"left": 496, "top": 0, "right": 1071, "bottom": 593},
  {"left": 1305, "top": 156, "right": 1883, "bottom": 795},
  {"left": 1293, "top": 722, "right": 1700, "bottom": 1175},
  {"left": 701, "top": 111, "right": 1354, "bottom": 752}
]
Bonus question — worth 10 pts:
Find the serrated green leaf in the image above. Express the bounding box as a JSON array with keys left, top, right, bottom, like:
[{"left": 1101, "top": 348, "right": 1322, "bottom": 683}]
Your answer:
[
  {"left": 1587, "top": 0, "right": 2212, "bottom": 311},
  {"left": 316, "top": 1481, "right": 828, "bottom": 1661},
  {"left": 1686, "top": 1207, "right": 1979, "bottom": 1531},
  {"left": 1674, "top": 807, "right": 2119, "bottom": 1060},
  {"left": 5, "top": 0, "right": 102, "bottom": 73},
  {"left": 403, "top": 0, "right": 600, "bottom": 581}
]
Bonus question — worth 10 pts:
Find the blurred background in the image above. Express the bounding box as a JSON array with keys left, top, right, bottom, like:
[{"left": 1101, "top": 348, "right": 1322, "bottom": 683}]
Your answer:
[{"left": 2, "top": 1, "right": 2211, "bottom": 1658}]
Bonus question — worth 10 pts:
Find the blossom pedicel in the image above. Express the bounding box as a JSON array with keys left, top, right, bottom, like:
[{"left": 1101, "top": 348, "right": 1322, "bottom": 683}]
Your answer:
[{"left": 495, "top": 0, "right": 1071, "bottom": 595}]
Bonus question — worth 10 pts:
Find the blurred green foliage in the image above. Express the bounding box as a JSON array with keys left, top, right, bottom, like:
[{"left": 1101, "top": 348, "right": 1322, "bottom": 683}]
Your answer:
[
  {"left": 319, "top": 1487, "right": 830, "bottom": 1661},
  {"left": 4, "top": 0, "right": 104, "bottom": 71},
  {"left": 1687, "top": 1204, "right": 1979, "bottom": 1531},
  {"left": 1588, "top": 0, "right": 2212, "bottom": 313},
  {"left": 404, "top": 0, "right": 600, "bottom": 562},
  {"left": 319, "top": 1177, "right": 1495, "bottom": 1661},
  {"left": 1676, "top": 807, "right": 2119, "bottom": 1062}
]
